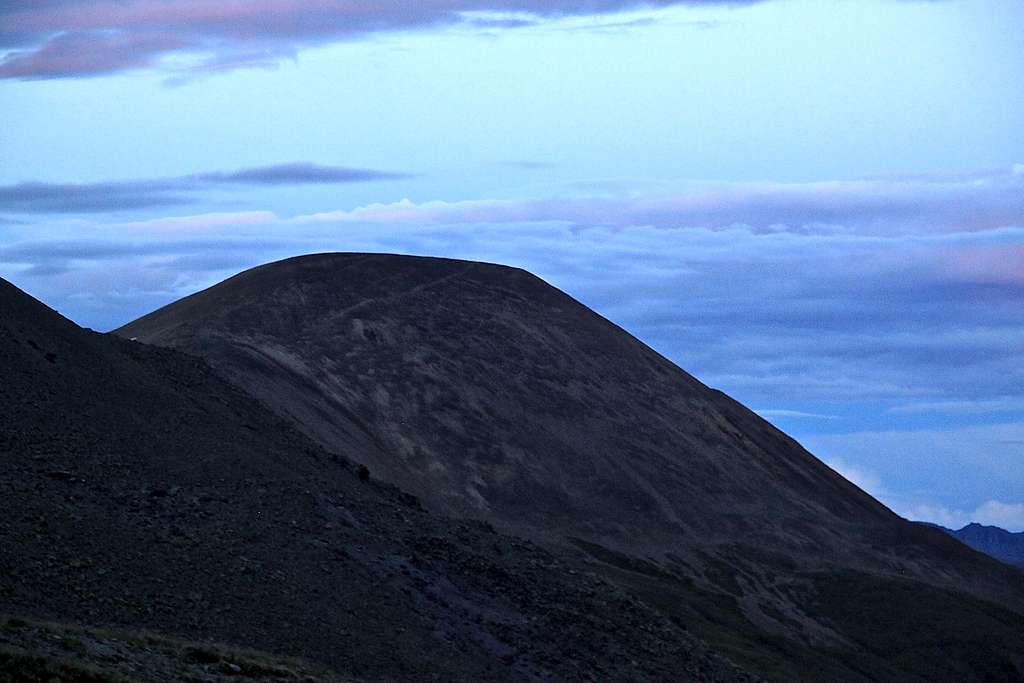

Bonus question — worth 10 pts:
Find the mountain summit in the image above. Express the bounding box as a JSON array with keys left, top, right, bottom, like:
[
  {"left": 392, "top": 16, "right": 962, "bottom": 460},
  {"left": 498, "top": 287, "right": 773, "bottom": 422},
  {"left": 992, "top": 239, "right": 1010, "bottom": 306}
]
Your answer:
[
  {"left": 117, "top": 253, "right": 889, "bottom": 552},
  {"left": 948, "top": 523, "right": 1024, "bottom": 568}
]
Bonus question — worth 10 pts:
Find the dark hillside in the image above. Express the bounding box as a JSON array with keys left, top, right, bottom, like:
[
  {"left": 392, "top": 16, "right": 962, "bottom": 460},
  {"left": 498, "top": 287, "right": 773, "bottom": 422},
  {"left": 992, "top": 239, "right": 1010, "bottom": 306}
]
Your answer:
[
  {"left": 1, "top": 276, "right": 752, "bottom": 682},
  {"left": 116, "top": 254, "right": 1020, "bottom": 581},
  {"left": 116, "top": 254, "right": 893, "bottom": 550},
  {"left": 114, "top": 253, "right": 1024, "bottom": 681}
]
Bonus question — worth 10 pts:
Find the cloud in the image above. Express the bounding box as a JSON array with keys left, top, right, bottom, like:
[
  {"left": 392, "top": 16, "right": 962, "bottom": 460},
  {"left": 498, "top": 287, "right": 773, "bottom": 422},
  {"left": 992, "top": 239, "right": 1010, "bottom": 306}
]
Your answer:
[
  {"left": 196, "top": 162, "right": 409, "bottom": 186},
  {"left": 0, "top": 163, "right": 411, "bottom": 214},
  {"left": 2, "top": 162, "right": 1019, "bottom": 533},
  {"left": 946, "top": 243, "right": 1024, "bottom": 286},
  {"left": 973, "top": 501, "right": 1024, "bottom": 531},
  {"left": 819, "top": 457, "right": 1024, "bottom": 536},
  {"left": 551, "top": 16, "right": 725, "bottom": 35},
  {"left": 301, "top": 166, "right": 1024, "bottom": 235},
  {"left": 2, "top": 164, "right": 1020, "bottom": 520},
  {"left": 1, "top": 216, "right": 37, "bottom": 226},
  {"left": 6, "top": 212, "right": 1022, "bottom": 405},
  {"left": 820, "top": 443, "right": 1024, "bottom": 532},
  {"left": 806, "top": 422, "right": 1024, "bottom": 530},
  {"left": 107, "top": 211, "right": 279, "bottom": 235},
  {"left": 823, "top": 458, "right": 884, "bottom": 497},
  {"left": 903, "top": 501, "right": 1024, "bottom": 533},
  {"left": 2, "top": 164, "right": 1021, "bottom": 406},
  {"left": 889, "top": 398, "right": 1024, "bottom": 415},
  {"left": 756, "top": 409, "right": 839, "bottom": 420},
  {"left": 0, "top": 1, "right": 763, "bottom": 80},
  {"left": 0, "top": 180, "right": 195, "bottom": 214},
  {"left": 0, "top": 29, "right": 186, "bottom": 79}
]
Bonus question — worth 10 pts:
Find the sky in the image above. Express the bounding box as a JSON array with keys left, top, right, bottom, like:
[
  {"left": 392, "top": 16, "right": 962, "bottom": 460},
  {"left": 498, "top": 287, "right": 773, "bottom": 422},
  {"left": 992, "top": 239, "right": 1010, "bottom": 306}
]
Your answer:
[{"left": 1, "top": 0, "right": 1022, "bottom": 530}]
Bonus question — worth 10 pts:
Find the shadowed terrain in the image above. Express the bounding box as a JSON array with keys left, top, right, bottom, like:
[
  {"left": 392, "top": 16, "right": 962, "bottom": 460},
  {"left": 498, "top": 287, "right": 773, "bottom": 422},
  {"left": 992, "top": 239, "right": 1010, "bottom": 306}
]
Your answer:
[
  {"left": 114, "top": 253, "right": 1024, "bottom": 681},
  {"left": 944, "top": 523, "right": 1024, "bottom": 569},
  {"left": 117, "top": 255, "right": 898, "bottom": 551},
  {"left": 1, "top": 275, "right": 753, "bottom": 682},
  {"left": 0, "top": 613, "right": 355, "bottom": 683}
]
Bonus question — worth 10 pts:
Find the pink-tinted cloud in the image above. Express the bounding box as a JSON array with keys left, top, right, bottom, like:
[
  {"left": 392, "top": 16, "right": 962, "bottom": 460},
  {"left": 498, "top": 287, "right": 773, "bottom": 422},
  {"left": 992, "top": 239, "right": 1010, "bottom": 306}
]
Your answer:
[
  {"left": 300, "top": 166, "right": 1024, "bottom": 235},
  {"left": 0, "top": 30, "right": 188, "bottom": 79},
  {"left": 946, "top": 244, "right": 1024, "bottom": 286},
  {"left": 0, "top": 0, "right": 761, "bottom": 79}
]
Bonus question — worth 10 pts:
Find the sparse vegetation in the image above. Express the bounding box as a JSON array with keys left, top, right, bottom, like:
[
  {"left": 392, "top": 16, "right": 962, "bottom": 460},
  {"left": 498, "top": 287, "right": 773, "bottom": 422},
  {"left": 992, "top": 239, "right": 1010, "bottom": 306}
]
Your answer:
[{"left": 0, "top": 613, "right": 352, "bottom": 683}]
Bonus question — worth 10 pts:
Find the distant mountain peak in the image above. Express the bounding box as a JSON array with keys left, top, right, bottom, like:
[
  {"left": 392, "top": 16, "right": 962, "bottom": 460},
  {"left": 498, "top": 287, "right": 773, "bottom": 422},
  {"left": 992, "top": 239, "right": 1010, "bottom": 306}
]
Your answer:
[{"left": 945, "top": 522, "right": 1024, "bottom": 568}]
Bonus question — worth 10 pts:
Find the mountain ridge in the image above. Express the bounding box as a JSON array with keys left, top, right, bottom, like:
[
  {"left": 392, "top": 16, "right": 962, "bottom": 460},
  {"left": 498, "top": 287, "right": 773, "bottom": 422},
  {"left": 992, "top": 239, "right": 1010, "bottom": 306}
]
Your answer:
[{"left": 933, "top": 522, "right": 1024, "bottom": 569}]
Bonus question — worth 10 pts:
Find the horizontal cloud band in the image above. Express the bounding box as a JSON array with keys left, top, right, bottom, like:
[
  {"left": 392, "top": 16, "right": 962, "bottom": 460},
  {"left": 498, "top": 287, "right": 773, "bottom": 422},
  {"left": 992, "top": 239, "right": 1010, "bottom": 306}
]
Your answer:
[
  {"left": 0, "top": 0, "right": 765, "bottom": 79},
  {"left": 302, "top": 165, "right": 1024, "bottom": 235},
  {"left": 0, "top": 162, "right": 411, "bottom": 213}
]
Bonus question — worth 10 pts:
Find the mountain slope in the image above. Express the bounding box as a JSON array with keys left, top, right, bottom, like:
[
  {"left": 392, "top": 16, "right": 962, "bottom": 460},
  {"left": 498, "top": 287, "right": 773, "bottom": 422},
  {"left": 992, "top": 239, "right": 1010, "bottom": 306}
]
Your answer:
[
  {"left": 116, "top": 253, "right": 891, "bottom": 551},
  {"left": 115, "top": 255, "right": 1007, "bottom": 567},
  {"left": 114, "top": 253, "right": 1024, "bottom": 680},
  {"left": 950, "top": 523, "right": 1024, "bottom": 568},
  {"left": 0, "top": 275, "right": 753, "bottom": 683}
]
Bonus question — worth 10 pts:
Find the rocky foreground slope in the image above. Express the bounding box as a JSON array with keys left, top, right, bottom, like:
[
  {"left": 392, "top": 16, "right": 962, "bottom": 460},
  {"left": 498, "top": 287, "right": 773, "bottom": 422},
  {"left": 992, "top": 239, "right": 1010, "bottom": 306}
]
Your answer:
[
  {"left": 114, "top": 253, "right": 1024, "bottom": 681},
  {"left": 0, "top": 276, "right": 754, "bottom": 682}
]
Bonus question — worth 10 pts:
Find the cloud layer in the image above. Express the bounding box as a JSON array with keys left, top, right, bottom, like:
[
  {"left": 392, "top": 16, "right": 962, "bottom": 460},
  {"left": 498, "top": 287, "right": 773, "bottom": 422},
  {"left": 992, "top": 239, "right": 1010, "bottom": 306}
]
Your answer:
[
  {"left": 0, "top": 162, "right": 410, "bottom": 213},
  {"left": 0, "top": 0, "right": 761, "bottom": 79},
  {"left": 303, "top": 165, "right": 1024, "bottom": 236},
  {"left": 905, "top": 501, "right": 1024, "bottom": 533},
  {"left": 1, "top": 164, "right": 1021, "bottom": 529},
  {"left": 3, "top": 168, "right": 1022, "bottom": 403}
]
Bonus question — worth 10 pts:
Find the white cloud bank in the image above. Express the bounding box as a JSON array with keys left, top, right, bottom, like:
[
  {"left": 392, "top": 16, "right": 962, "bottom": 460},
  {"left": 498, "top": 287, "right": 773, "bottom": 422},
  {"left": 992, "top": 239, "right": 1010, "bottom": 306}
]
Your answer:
[
  {"left": 300, "top": 166, "right": 1024, "bottom": 237},
  {"left": 903, "top": 501, "right": 1024, "bottom": 533}
]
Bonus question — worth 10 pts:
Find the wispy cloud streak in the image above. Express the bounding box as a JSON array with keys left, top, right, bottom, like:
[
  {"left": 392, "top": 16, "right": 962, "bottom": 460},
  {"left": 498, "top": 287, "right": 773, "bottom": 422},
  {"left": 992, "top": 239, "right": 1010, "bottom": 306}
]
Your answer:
[
  {"left": 196, "top": 163, "right": 408, "bottom": 186},
  {"left": 756, "top": 409, "right": 839, "bottom": 420},
  {"left": 0, "top": 163, "right": 411, "bottom": 214}
]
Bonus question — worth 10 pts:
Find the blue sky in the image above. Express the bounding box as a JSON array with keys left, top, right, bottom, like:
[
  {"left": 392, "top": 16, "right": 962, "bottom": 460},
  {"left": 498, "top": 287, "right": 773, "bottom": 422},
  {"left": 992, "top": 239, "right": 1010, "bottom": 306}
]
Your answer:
[{"left": 2, "top": 0, "right": 1023, "bottom": 529}]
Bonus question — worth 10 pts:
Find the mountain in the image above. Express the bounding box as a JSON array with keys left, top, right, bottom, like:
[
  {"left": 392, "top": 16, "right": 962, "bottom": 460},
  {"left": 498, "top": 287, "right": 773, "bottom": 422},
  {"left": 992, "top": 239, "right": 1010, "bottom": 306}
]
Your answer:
[
  {"left": 114, "top": 254, "right": 899, "bottom": 552},
  {"left": 116, "top": 253, "right": 1024, "bottom": 681},
  {"left": 948, "top": 523, "right": 1024, "bottom": 569},
  {"left": 0, "top": 275, "right": 753, "bottom": 682}
]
